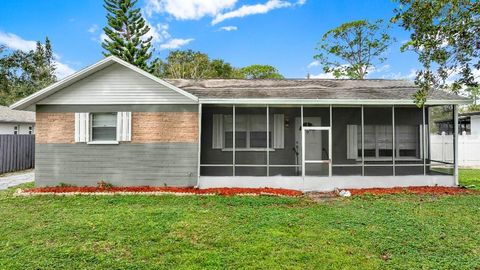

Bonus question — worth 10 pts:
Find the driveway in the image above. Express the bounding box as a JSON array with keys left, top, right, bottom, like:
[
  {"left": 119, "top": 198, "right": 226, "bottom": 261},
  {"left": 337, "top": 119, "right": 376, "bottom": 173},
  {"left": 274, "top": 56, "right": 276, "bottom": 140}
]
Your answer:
[{"left": 0, "top": 170, "right": 34, "bottom": 190}]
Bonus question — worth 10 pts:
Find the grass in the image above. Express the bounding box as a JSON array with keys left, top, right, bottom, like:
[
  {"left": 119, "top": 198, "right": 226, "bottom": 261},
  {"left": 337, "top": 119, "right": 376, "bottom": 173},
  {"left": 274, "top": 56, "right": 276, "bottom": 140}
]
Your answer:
[
  {"left": 459, "top": 169, "right": 480, "bottom": 189},
  {"left": 0, "top": 183, "right": 479, "bottom": 269}
]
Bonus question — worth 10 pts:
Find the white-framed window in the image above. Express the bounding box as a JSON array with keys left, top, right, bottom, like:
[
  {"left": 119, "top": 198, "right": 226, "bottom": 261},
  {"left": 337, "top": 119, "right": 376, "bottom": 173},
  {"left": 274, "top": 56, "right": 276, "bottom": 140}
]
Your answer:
[
  {"left": 28, "top": 126, "right": 33, "bottom": 134},
  {"left": 13, "top": 125, "right": 18, "bottom": 135},
  {"left": 224, "top": 114, "right": 271, "bottom": 149},
  {"left": 90, "top": 113, "right": 117, "bottom": 142},
  {"left": 348, "top": 124, "right": 421, "bottom": 160}
]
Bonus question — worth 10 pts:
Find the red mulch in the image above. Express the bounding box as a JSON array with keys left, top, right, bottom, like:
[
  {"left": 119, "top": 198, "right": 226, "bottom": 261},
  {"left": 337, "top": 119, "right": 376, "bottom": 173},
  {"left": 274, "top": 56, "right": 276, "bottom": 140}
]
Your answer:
[
  {"left": 348, "top": 186, "right": 474, "bottom": 196},
  {"left": 22, "top": 186, "right": 303, "bottom": 197}
]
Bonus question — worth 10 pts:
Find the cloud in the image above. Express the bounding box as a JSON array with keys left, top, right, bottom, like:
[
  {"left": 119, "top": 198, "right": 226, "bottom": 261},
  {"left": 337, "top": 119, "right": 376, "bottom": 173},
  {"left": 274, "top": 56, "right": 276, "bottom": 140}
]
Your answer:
[
  {"left": 212, "top": 0, "right": 293, "bottom": 25},
  {"left": 381, "top": 69, "right": 417, "bottom": 80},
  {"left": 88, "top": 24, "right": 99, "bottom": 33},
  {"left": 310, "top": 72, "right": 336, "bottom": 79},
  {"left": 0, "top": 32, "right": 36, "bottom": 51},
  {"left": 159, "top": 38, "right": 194, "bottom": 50},
  {"left": 219, "top": 26, "right": 238, "bottom": 31},
  {"left": 145, "top": 21, "right": 171, "bottom": 43},
  {"left": 54, "top": 60, "right": 76, "bottom": 78},
  {"left": 145, "top": 0, "right": 237, "bottom": 20},
  {"left": 0, "top": 31, "right": 75, "bottom": 79},
  {"left": 307, "top": 60, "right": 320, "bottom": 68}
]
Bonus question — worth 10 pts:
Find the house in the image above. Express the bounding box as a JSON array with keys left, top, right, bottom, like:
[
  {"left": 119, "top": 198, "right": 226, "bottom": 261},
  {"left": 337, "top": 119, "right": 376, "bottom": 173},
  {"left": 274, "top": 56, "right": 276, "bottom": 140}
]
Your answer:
[
  {"left": 10, "top": 56, "right": 469, "bottom": 191},
  {"left": 0, "top": 105, "right": 35, "bottom": 135}
]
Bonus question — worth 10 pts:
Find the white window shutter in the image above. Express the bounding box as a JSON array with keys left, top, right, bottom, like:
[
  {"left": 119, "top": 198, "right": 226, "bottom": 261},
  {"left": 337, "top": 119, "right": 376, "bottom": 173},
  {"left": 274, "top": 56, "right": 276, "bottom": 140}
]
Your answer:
[
  {"left": 212, "top": 114, "right": 224, "bottom": 149},
  {"left": 116, "top": 112, "right": 132, "bottom": 142},
  {"left": 273, "top": 114, "right": 284, "bottom": 149},
  {"left": 75, "top": 113, "right": 89, "bottom": 143},
  {"left": 347, "top": 125, "right": 358, "bottom": 159}
]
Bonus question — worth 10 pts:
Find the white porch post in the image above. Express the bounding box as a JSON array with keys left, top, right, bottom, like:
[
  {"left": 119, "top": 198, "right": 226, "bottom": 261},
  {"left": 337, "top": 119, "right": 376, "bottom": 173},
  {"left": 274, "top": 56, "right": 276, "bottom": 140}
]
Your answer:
[
  {"left": 454, "top": 104, "right": 459, "bottom": 186},
  {"left": 196, "top": 103, "right": 202, "bottom": 187},
  {"left": 233, "top": 105, "right": 236, "bottom": 176},
  {"left": 361, "top": 105, "right": 365, "bottom": 176}
]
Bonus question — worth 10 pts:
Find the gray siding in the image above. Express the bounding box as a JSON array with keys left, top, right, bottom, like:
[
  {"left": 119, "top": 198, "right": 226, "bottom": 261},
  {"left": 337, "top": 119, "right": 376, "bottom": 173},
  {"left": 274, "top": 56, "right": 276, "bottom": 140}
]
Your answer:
[
  {"left": 38, "top": 63, "right": 196, "bottom": 105},
  {"left": 36, "top": 143, "right": 198, "bottom": 187}
]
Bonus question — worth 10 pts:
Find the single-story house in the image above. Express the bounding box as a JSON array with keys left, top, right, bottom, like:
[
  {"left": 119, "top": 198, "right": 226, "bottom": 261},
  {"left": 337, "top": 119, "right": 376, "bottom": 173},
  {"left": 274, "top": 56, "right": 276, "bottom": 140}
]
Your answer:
[
  {"left": 0, "top": 105, "right": 35, "bottom": 134},
  {"left": 11, "top": 56, "right": 470, "bottom": 191}
]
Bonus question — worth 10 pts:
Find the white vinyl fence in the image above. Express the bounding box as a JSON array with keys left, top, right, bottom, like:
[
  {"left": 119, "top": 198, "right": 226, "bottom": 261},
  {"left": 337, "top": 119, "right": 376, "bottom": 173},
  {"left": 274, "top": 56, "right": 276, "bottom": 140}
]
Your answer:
[{"left": 430, "top": 133, "right": 480, "bottom": 167}]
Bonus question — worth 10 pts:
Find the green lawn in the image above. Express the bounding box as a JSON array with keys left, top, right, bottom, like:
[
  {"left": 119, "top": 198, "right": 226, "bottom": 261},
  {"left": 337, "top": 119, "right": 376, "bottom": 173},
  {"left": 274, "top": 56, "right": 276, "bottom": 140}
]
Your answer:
[
  {"left": 459, "top": 169, "right": 480, "bottom": 189},
  {"left": 0, "top": 184, "right": 479, "bottom": 269}
]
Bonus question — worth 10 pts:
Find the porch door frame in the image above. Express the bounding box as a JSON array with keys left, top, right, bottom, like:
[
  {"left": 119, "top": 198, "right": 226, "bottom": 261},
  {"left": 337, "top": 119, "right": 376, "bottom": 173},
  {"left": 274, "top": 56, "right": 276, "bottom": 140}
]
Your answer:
[{"left": 301, "top": 126, "right": 332, "bottom": 177}]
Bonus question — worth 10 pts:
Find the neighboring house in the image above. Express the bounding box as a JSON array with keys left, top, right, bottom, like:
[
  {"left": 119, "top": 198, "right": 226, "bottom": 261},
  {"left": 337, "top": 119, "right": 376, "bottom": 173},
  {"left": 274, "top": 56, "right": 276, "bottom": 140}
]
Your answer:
[
  {"left": 0, "top": 105, "right": 35, "bottom": 135},
  {"left": 11, "top": 56, "right": 469, "bottom": 191},
  {"left": 432, "top": 111, "right": 480, "bottom": 167}
]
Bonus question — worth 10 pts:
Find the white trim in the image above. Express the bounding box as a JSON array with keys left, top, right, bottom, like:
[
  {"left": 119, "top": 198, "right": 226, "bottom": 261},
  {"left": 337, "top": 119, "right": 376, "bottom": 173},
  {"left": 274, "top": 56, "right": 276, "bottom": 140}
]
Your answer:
[
  {"left": 10, "top": 56, "right": 197, "bottom": 111},
  {"left": 198, "top": 98, "right": 470, "bottom": 105},
  {"left": 86, "top": 141, "right": 119, "bottom": 145}
]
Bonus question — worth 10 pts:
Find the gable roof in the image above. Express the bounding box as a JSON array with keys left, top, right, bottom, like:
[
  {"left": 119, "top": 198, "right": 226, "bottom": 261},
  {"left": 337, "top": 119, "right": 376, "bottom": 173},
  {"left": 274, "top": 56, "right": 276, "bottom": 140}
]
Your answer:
[
  {"left": 166, "top": 79, "right": 470, "bottom": 105},
  {"left": 0, "top": 106, "right": 35, "bottom": 123},
  {"left": 10, "top": 56, "right": 198, "bottom": 111}
]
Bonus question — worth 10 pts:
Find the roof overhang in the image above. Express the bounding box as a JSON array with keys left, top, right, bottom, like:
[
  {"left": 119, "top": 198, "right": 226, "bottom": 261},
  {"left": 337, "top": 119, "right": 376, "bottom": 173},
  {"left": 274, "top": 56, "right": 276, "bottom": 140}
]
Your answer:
[
  {"left": 10, "top": 56, "right": 198, "bottom": 111},
  {"left": 198, "top": 98, "right": 471, "bottom": 105}
]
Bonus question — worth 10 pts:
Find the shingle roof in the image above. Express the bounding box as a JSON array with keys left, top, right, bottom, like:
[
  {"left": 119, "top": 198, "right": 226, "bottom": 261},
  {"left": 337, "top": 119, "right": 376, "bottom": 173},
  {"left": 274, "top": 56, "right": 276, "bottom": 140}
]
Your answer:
[
  {"left": 166, "top": 79, "right": 468, "bottom": 101},
  {"left": 0, "top": 106, "right": 35, "bottom": 123}
]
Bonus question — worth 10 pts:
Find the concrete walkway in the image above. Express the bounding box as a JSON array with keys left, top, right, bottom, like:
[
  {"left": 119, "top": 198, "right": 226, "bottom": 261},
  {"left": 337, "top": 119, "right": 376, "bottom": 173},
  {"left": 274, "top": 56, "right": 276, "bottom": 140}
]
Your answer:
[{"left": 0, "top": 170, "right": 34, "bottom": 190}]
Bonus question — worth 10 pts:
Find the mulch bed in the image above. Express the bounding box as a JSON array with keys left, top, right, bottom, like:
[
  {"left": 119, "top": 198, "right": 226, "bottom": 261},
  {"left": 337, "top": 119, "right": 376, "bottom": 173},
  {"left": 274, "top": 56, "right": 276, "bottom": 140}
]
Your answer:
[
  {"left": 17, "top": 186, "right": 303, "bottom": 197},
  {"left": 348, "top": 186, "right": 474, "bottom": 196}
]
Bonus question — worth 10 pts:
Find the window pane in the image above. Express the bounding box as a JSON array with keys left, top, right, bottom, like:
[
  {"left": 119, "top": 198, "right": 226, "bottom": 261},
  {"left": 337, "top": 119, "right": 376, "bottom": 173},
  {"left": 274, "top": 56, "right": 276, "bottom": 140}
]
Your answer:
[
  {"left": 91, "top": 113, "right": 117, "bottom": 141},
  {"left": 92, "top": 113, "right": 116, "bottom": 127},
  {"left": 250, "top": 131, "right": 271, "bottom": 148},
  {"left": 92, "top": 127, "right": 116, "bottom": 141}
]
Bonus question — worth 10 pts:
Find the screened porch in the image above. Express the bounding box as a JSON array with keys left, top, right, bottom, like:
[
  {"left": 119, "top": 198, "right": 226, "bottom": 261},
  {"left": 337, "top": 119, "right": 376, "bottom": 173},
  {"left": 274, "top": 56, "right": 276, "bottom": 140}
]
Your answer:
[{"left": 199, "top": 105, "right": 456, "bottom": 178}]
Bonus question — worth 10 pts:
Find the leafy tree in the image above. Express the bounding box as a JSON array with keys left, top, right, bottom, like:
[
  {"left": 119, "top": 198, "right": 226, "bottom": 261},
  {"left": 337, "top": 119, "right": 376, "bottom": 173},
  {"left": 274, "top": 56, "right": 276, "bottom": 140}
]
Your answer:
[
  {"left": 392, "top": 0, "right": 479, "bottom": 106},
  {"left": 102, "top": 0, "right": 153, "bottom": 70},
  {"left": 466, "top": 86, "right": 480, "bottom": 111},
  {"left": 207, "top": 59, "right": 238, "bottom": 79},
  {"left": 239, "top": 64, "right": 283, "bottom": 79},
  {"left": 314, "top": 20, "right": 394, "bottom": 79},
  {"left": 0, "top": 38, "right": 56, "bottom": 105},
  {"left": 152, "top": 50, "right": 241, "bottom": 79}
]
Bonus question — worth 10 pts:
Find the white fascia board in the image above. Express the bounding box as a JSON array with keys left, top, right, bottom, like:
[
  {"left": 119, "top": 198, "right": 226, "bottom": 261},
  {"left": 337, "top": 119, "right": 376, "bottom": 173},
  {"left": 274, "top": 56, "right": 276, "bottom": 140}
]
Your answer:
[
  {"left": 198, "top": 98, "right": 471, "bottom": 105},
  {"left": 10, "top": 56, "right": 199, "bottom": 111}
]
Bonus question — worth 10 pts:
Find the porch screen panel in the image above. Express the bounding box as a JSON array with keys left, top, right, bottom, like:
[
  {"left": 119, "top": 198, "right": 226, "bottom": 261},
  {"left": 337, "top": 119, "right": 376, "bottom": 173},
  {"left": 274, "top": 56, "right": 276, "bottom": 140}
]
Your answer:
[
  {"left": 426, "top": 105, "right": 454, "bottom": 175},
  {"left": 332, "top": 107, "right": 362, "bottom": 176},
  {"left": 364, "top": 107, "right": 393, "bottom": 176},
  {"left": 200, "top": 106, "right": 233, "bottom": 176},
  {"left": 394, "top": 107, "right": 424, "bottom": 175},
  {"left": 269, "top": 107, "right": 301, "bottom": 176},
  {"left": 234, "top": 107, "right": 267, "bottom": 176}
]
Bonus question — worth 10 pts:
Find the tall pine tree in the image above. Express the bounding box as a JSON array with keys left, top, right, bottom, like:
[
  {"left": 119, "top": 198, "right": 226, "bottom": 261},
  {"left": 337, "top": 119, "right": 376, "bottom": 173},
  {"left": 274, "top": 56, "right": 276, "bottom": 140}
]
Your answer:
[{"left": 102, "top": 0, "right": 153, "bottom": 70}]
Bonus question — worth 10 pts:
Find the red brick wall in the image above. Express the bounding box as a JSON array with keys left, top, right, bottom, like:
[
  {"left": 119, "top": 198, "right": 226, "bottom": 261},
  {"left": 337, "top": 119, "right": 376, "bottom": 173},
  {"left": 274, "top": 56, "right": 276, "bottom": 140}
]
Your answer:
[
  {"left": 132, "top": 112, "right": 198, "bottom": 143},
  {"left": 36, "top": 112, "right": 75, "bottom": 144}
]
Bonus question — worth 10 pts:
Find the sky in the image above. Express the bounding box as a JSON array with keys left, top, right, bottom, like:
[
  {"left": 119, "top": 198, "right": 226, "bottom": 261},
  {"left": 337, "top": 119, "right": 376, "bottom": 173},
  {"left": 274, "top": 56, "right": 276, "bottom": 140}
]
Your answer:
[{"left": 0, "top": 0, "right": 422, "bottom": 80}]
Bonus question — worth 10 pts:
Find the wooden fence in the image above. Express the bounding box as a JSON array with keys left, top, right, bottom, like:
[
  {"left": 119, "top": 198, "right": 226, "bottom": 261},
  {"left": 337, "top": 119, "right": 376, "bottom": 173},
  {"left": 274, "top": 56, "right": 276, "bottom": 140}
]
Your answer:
[{"left": 0, "top": 135, "right": 35, "bottom": 174}]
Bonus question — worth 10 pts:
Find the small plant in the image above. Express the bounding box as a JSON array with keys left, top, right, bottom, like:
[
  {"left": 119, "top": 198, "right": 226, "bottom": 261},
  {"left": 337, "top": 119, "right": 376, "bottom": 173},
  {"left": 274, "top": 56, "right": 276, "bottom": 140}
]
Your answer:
[
  {"left": 97, "top": 180, "right": 113, "bottom": 190},
  {"left": 58, "top": 182, "right": 76, "bottom": 187}
]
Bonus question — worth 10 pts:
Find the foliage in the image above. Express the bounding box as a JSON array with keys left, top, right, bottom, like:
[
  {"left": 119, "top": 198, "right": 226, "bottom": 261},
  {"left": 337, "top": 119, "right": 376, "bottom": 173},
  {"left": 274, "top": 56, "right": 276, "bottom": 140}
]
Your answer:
[
  {"left": 392, "top": 0, "right": 480, "bottom": 106},
  {"left": 239, "top": 64, "right": 284, "bottom": 79},
  {"left": 314, "top": 20, "right": 394, "bottom": 79},
  {"left": 102, "top": 0, "right": 153, "bottom": 70},
  {"left": 151, "top": 50, "right": 279, "bottom": 79},
  {"left": 0, "top": 38, "right": 56, "bottom": 106},
  {"left": 0, "top": 185, "right": 479, "bottom": 269},
  {"left": 466, "top": 86, "right": 480, "bottom": 110}
]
